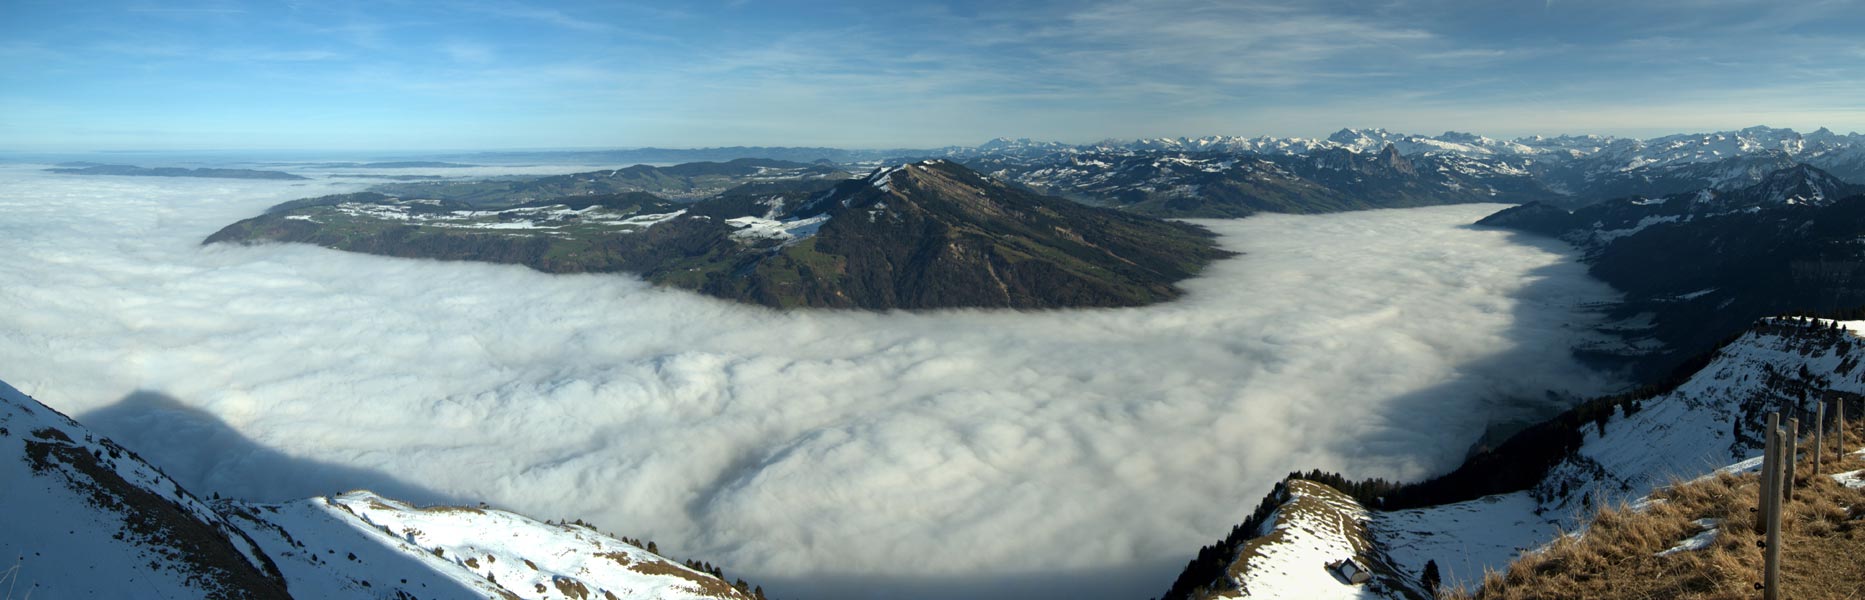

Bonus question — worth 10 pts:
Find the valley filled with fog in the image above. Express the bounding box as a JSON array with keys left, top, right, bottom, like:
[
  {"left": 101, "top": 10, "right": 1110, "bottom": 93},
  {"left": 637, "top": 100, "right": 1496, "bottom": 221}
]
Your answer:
[{"left": 0, "top": 163, "right": 1628, "bottom": 599}]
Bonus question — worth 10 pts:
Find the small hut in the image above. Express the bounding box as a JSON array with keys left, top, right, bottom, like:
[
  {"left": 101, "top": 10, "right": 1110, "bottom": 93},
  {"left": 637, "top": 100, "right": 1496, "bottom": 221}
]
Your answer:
[{"left": 1326, "top": 557, "right": 1372, "bottom": 585}]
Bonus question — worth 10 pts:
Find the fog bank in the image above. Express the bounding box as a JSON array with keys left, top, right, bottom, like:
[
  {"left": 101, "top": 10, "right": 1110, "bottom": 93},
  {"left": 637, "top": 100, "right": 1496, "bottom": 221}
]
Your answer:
[{"left": 0, "top": 165, "right": 1624, "bottom": 599}]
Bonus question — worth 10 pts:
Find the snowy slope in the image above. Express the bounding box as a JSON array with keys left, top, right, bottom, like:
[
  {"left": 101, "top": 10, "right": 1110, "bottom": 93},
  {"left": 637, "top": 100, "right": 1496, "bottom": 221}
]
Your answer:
[
  {"left": 1220, "top": 480, "right": 1390, "bottom": 600},
  {"left": 0, "top": 379, "right": 290, "bottom": 599},
  {"left": 1374, "top": 492, "right": 1550, "bottom": 591},
  {"left": 226, "top": 491, "right": 758, "bottom": 600},
  {"left": 1198, "top": 316, "right": 1865, "bottom": 598},
  {"left": 1534, "top": 318, "right": 1864, "bottom": 513},
  {"left": 1, "top": 378, "right": 758, "bottom": 600}
]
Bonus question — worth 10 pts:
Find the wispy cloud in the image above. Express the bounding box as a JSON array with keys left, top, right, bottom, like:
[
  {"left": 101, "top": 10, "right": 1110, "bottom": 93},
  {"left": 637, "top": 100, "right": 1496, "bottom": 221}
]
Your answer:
[
  {"left": 4, "top": 0, "right": 1864, "bottom": 148},
  {"left": 473, "top": 1, "right": 614, "bottom": 33}
]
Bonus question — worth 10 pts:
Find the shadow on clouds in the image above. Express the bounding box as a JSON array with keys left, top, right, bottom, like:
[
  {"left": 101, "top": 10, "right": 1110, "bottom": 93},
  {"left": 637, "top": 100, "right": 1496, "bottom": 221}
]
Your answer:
[{"left": 78, "top": 389, "right": 454, "bottom": 506}]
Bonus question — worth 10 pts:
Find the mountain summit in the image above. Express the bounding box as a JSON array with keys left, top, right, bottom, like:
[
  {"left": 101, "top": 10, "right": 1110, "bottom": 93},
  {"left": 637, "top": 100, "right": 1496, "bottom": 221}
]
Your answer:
[{"left": 667, "top": 160, "right": 1236, "bottom": 309}]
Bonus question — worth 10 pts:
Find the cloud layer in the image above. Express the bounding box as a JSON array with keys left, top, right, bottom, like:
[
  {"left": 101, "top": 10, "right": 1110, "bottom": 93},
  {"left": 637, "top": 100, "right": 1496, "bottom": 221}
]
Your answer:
[{"left": 0, "top": 165, "right": 1625, "bottom": 599}]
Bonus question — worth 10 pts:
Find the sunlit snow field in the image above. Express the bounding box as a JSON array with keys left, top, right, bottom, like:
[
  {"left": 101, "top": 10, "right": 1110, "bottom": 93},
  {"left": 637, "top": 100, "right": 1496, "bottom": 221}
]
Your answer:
[{"left": 0, "top": 163, "right": 1626, "bottom": 599}]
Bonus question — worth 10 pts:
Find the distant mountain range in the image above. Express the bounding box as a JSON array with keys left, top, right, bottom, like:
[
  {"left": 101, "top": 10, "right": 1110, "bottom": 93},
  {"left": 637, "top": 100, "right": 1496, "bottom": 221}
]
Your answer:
[
  {"left": 434, "top": 126, "right": 1865, "bottom": 218},
  {"left": 951, "top": 126, "right": 1865, "bottom": 216}
]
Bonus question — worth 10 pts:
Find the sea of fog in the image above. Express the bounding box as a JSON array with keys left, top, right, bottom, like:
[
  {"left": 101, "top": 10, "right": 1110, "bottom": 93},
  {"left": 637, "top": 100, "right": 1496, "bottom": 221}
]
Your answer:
[{"left": 0, "top": 163, "right": 1626, "bottom": 599}]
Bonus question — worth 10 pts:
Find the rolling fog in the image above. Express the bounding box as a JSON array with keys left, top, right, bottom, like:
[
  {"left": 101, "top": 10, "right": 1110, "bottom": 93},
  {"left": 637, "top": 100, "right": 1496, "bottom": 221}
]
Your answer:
[{"left": 0, "top": 163, "right": 1626, "bottom": 599}]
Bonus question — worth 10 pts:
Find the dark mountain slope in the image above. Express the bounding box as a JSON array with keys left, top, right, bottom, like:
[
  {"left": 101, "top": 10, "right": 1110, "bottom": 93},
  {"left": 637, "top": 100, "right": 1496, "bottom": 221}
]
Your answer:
[
  {"left": 205, "top": 161, "right": 1234, "bottom": 310},
  {"left": 1478, "top": 163, "right": 1863, "bottom": 246},
  {"left": 1477, "top": 165, "right": 1865, "bottom": 378},
  {"left": 678, "top": 160, "right": 1234, "bottom": 309}
]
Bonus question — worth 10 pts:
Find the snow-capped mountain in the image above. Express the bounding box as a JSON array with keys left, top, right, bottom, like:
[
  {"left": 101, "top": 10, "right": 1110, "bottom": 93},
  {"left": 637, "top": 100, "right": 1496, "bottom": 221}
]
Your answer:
[
  {"left": 1098, "top": 126, "right": 1865, "bottom": 169},
  {"left": 0, "top": 379, "right": 760, "bottom": 600},
  {"left": 1478, "top": 164, "right": 1865, "bottom": 252},
  {"left": 932, "top": 126, "right": 1865, "bottom": 215},
  {"left": 1161, "top": 316, "right": 1865, "bottom": 599},
  {"left": 963, "top": 144, "right": 1557, "bottom": 217}
]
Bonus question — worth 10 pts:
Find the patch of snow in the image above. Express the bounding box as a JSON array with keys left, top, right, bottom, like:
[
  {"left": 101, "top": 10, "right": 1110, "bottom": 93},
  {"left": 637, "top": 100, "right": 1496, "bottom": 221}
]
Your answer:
[
  {"left": 1831, "top": 469, "right": 1865, "bottom": 489},
  {"left": 1654, "top": 519, "right": 1719, "bottom": 557},
  {"left": 1585, "top": 214, "right": 1681, "bottom": 245},
  {"left": 727, "top": 213, "right": 831, "bottom": 246},
  {"left": 868, "top": 165, "right": 905, "bottom": 193}
]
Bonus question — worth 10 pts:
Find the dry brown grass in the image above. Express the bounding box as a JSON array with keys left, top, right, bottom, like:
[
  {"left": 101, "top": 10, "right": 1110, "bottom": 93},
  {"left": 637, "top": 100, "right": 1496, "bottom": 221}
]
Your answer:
[
  {"left": 1449, "top": 429, "right": 1865, "bottom": 600},
  {"left": 627, "top": 559, "right": 748, "bottom": 599}
]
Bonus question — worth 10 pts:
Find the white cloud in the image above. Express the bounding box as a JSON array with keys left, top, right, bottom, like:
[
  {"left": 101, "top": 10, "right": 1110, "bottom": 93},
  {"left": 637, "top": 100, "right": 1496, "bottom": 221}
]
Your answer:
[{"left": 0, "top": 164, "right": 1626, "bottom": 599}]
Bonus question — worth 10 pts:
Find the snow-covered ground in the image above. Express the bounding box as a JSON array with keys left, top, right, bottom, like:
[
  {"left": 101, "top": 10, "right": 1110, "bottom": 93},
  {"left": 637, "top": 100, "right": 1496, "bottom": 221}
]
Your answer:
[
  {"left": 227, "top": 491, "right": 755, "bottom": 599},
  {"left": 1225, "top": 480, "right": 1385, "bottom": 600},
  {"left": 1375, "top": 492, "right": 1551, "bottom": 590}
]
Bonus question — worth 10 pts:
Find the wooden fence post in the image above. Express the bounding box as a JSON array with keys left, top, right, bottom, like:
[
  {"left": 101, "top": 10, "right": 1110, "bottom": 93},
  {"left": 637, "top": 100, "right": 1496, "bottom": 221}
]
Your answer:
[
  {"left": 1815, "top": 401, "right": 1826, "bottom": 477},
  {"left": 1764, "top": 420, "right": 1785, "bottom": 600},
  {"left": 1760, "top": 412, "right": 1778, "bottom": 531},
  {"left": 1786, "top": 418, "right": 1799, "bottom": 502}
]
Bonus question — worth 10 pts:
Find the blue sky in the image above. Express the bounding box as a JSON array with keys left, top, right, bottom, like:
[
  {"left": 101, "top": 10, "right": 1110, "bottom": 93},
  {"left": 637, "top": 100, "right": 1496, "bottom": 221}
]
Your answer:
[{"left": 2, "top": 0, "right": 1862, "bottom": 151}]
